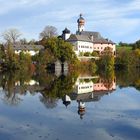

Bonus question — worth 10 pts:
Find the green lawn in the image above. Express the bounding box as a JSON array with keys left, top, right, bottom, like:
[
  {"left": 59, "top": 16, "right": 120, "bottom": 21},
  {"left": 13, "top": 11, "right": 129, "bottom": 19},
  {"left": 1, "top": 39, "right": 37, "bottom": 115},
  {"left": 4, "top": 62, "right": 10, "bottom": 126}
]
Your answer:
[{"left": 116, "top": 46, "right": 132, "bottom": 52}]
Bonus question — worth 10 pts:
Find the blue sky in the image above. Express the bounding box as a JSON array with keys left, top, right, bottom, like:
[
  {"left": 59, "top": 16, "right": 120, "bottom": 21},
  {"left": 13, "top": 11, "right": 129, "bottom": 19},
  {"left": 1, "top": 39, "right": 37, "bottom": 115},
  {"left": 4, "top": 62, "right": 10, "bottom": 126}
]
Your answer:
[{"left": 0, "top": 0, "right": 140, "bottom": 43}]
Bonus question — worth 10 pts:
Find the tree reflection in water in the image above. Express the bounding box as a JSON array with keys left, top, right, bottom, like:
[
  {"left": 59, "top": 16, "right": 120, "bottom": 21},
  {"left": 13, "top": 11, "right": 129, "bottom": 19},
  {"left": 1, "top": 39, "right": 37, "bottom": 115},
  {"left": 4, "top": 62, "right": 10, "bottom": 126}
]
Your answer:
[
  {"left": 116, "top": 68, "right": 140, "bottom": 90},
  {"left": 0, "top": 68, "right": 139, "bottom": 110},
  {"left": 0, "top": 70, "right": 33, "bottom": 106}
]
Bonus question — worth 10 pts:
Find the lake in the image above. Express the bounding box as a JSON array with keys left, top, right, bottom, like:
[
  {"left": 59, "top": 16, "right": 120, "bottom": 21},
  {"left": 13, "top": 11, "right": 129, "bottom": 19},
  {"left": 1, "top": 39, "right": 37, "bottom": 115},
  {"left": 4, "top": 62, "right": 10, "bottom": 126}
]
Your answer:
[{"left": 0, "top": 69, "right": 140, "bottom": 140}]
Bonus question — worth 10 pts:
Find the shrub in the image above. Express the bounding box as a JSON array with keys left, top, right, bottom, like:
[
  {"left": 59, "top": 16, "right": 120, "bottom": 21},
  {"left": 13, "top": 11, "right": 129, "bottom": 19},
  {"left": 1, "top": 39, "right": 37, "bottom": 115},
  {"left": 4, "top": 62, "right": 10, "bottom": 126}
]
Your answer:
[
  {"left": 91, "top": 51, "right": 99, "bottom": 57},
  {"left": 84, "top": 52, "right": 91, "bottom": 56}
]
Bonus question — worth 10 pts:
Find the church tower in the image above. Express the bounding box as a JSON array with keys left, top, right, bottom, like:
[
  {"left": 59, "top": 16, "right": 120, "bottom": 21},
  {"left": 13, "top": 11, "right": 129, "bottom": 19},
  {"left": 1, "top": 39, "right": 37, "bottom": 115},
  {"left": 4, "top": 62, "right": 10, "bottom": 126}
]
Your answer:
[
  {"left": 77, "top": 14, "right": 85, "bottom": 33},
  {"left": 62, "top": 27, "right": 71, "bottom": 40}
]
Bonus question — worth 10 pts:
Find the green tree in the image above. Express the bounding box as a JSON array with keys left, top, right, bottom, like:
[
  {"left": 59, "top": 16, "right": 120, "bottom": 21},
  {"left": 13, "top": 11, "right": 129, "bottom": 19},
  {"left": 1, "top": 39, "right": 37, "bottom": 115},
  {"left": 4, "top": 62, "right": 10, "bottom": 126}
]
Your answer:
[
  {"left": 0, "top": 44, "right": 5, "bottom": 62},
  {"left": 91, "top": 51, "right": 99, "bottom": 57},
  {"left": 4, "top": 44, "right": 19, "bottom": 70},
  {"left": 132, "top": 40, "right": 140, "bottom": 50},
  {"left": 115, "top": 48, "right": 130, "bottom": 68},
  {"left": 19, "top": 51, "right": 32, "bottom": 71},
  {"left": 116, "top": 48, "right": 140, "bottom": 69},
  {"left": 84, "top": 52, "right": 91, "bottom": 56},
  {"left": 34, "top": 48, "right": 56, "bottom": 69},
  {"left": 128, "top": 49, "right": 140, "bottom": 68},
  {"left": 39, "top": 37, "right": 78, "bottom": 64},
  {"left": 89, "top": 61, "right": 98, "bottom": 74},
  {"left": 98, "top": 48, "right": 114, "bottom": 71}
]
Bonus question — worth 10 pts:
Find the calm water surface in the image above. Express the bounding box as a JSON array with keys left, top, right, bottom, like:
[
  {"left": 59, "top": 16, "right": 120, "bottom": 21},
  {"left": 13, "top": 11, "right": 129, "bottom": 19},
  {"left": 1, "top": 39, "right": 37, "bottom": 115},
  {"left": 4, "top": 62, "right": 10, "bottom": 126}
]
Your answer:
[{"left": 0, "top": 70, "right": 140, "bottom": 140}]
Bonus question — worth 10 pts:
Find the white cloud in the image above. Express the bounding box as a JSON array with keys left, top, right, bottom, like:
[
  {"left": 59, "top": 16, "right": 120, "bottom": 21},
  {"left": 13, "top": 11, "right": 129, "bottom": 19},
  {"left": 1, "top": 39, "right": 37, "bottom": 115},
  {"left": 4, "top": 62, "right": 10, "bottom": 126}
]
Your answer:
[
  {"left": 0, "top": 0, "right": 140, "bottom": 42},
  {"left": 0, "top": 0, "right": 53, "bottom": 15}
]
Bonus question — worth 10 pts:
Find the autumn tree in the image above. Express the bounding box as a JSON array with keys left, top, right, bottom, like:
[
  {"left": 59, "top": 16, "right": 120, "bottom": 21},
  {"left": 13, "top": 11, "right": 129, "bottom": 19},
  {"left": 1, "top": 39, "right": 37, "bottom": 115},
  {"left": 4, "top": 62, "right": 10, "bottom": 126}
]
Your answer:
[
  {"left": 19, "top": 52, "right": 32, "bottom": 71},
  {"left": 132, "top": 40, "right": 140, "bottom": 50},
  {"left": 4, "top": 44, "right": 19, "bottom": 70},
  {"left": 39, "top": 25, "right": 57, "bottom": 39},
  {"left": 34, "top": 48, "right": 55, "bottom": 68},
  {"left": 98, "top": 48, "right": 114, "bottom": 71},
  {"left": 0, "top": 44, "right": 5, "bottom": 62},
  {"left": 42, "top": 37, "right": 78, "bottom": 63}
]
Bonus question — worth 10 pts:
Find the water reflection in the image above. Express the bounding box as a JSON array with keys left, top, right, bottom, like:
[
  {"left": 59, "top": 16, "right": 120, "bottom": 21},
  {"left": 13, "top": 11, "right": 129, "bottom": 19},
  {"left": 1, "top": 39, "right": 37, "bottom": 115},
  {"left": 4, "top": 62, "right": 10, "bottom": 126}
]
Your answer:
[
  {"left": 66, "top": 73, "right": 116, "bottom": 119},
  {"left": 0, "top": 69, "right": 140, "bottom": 112},
  {"left": 0, "top": 70, "right": 140, "bottom": 140},
  {"left": 116, "top": 69, "right": 140, "bottom": 90},
  {"left": 0, "top": 70, "right": 117, "bottom": 119}
]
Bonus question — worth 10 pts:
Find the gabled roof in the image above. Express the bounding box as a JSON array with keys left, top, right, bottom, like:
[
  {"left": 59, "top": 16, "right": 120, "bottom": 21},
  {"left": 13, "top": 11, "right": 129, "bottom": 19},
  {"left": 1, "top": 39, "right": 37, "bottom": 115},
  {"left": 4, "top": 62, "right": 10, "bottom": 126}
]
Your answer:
[
  {"left": 93, "top": 39, "right": 115, "bottom": 44},
  {"left": 67, "top": 34, "right": 92, "bottom": 43},
  {"left": 92, "top": 38, "right": 110, "bottom": 44},
  {"left": 80, "top": 31, "right": 102, "bottom": 39},
  {"left": 5, "top": 44, "right": 44, "bottom": 51},
  {"left": 77, "top": 31, "right": 115, "bottom": 44}
]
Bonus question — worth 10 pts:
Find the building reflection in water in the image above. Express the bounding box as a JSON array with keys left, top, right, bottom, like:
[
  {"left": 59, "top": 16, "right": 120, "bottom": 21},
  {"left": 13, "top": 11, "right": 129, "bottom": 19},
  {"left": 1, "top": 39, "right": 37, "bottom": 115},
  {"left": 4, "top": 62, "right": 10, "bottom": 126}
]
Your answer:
[
  {"left": 68, "top": 74, "right": 116, "bottom": 119},
  {"left": 0, "top": 75, "right": 43, "bottom": 106},
  {"left": 62, "top": 95, "right": 71, "bottom": 108},
  {"left": 0, "top": 72, "right": 116, "bottom": 119},
  {"left": 77, "top": 100, "right": 86, "bottom": 119}
]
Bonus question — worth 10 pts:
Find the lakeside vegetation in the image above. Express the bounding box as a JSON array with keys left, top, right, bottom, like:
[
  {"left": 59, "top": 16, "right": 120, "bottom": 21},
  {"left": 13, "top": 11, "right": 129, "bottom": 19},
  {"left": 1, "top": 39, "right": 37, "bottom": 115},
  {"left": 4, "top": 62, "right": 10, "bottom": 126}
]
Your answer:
[
  {"left": 0, "top": 38, "right": 140, "bottom": 75},
  {"left": 0, "top": 27, "right": 139, "bottom": 75},
  {"left": 0, "top": 36, "right": 114, "bottom": 74},
  {"left": 0, "top": 67, "right": 140, "bottom": 106},
  {"left": 116, "top": 41, "right": 140, "bottom": 69}
]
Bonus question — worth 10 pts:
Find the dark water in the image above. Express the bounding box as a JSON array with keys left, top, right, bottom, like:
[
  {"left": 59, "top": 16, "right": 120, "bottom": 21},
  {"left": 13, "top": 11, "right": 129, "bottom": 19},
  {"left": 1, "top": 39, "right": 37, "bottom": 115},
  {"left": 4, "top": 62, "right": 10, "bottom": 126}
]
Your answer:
[{"left": 0, "top": 70, "right": 140, "bottom": 140}]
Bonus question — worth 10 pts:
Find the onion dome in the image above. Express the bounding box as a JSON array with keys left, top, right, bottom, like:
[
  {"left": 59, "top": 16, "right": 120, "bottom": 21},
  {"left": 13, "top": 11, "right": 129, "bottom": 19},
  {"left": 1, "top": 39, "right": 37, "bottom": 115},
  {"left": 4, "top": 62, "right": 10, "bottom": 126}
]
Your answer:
[
  {"left": 77, "top": 14, "right": 85, "bottom": 25},
  {"left": 63, "top": 101, "right": 71, "bottom": 108},
  {"left": 78, "top": 108, "right": 85, "bottom": 119},
  {"left": 62, "top": 27, "right": 70, "bottom": 34}
]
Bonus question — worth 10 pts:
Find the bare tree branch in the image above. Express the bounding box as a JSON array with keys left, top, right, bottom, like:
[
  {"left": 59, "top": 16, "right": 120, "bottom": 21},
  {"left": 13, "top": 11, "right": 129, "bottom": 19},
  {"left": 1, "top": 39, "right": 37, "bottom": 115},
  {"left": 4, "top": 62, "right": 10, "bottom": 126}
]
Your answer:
[
  {"left": 40, "top": 25, "right": 57, "bottom": 39},
  {"left": 1, "top": 28, "right": 22, "bottom": 44}
]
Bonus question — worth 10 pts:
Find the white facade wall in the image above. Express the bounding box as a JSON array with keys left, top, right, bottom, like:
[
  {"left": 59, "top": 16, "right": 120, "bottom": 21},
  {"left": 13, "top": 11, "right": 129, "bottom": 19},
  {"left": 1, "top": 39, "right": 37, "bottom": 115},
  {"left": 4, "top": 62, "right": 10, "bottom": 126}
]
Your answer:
[
  {"left": 15, "top": 80, "right": 39, "bottom": 86},
  {"left": 69, "top": 40, "right": 115, "bottom": 56},
  {"left": 74, "top": 81, "right": 94, "bottom": 94},
  {"left": 78, "top": 25, "right": 85, "bottom": 32},
  {"left": 73, "top": 77, "right": 94, "bottom": 94},
  {"left": 70, "top": 41, "right": 93, "bottom": 56},
  {"left": 65, "top": 33, "right": 71, "bottom": 40},
  {"left": 15, "top": 50, "right": 39, "bottom": 56},
  {"left": 93, "top": 43, "right": 116, "bottom": 54}
]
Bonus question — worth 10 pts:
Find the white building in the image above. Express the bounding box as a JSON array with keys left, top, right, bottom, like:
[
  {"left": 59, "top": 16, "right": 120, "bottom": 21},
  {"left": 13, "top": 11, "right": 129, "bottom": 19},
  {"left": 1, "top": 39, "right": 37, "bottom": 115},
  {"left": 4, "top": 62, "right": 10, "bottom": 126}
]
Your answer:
[
  {"left": 73, "top": 76, "right": 94, "bottom": 94},
  {"left": 5, "top": 44, "right": 44, "bottom": 56},
  {"left": 66, "top": 34, "right": 93, "bottom": 56},
  {"left": 62, "top": 14, "right": 116, "bottom": 56}
]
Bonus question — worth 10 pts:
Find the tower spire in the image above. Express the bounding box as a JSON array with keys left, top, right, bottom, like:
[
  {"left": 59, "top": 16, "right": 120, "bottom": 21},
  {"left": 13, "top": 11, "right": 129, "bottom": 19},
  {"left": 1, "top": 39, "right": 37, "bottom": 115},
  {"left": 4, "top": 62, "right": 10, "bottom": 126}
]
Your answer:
[{"left": 77, "top": 13, "right": 85, "bottom": 33}]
